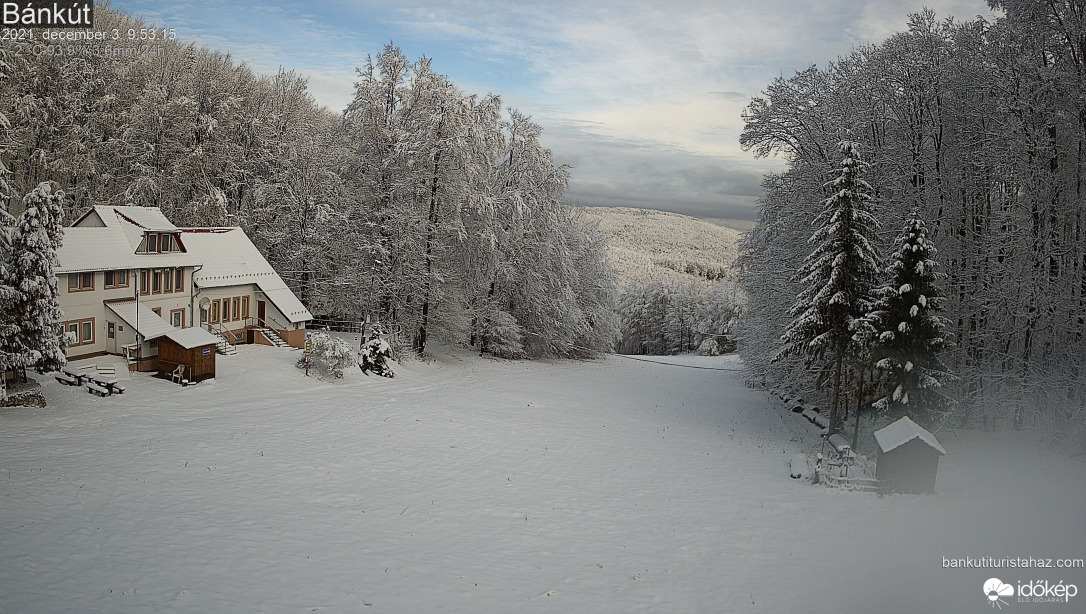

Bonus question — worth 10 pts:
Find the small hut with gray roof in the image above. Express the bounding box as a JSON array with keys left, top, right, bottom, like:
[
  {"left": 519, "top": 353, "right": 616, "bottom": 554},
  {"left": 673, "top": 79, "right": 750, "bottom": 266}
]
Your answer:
[{"left": 874, "top": 416, "right": 946, "bottom": 494}]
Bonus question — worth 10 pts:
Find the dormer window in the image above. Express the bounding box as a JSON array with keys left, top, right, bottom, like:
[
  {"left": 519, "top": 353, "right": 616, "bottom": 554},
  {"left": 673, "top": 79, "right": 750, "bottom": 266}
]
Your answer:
[{"left": 142, "top": 232, "right": 180, "bottom": 253}]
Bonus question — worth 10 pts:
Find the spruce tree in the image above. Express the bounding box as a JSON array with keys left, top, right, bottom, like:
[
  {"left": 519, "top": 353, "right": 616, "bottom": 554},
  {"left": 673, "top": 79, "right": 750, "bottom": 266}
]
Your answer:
[
  {"left": 0, "top": 208, "right": 18, "bottom": 374},
  {"left": 870, "top": 210, "right": 950, "bottom": 422},
  {"left": 778, "top": 140, "right": 881, "bottom": 435},
  {"left": 6, "top": 182, "right": 67, "bottom": 372}
]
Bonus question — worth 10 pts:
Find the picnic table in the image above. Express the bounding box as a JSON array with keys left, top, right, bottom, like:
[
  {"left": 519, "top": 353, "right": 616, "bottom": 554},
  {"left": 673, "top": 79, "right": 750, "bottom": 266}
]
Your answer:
[
  {"left": 89, "top": 375, "right": 125, "bottom": 395},
  {"left": 55, "top": 367, "right": 126, "bottom": 396},
  {"left": 59, "top": 367, "right": 88, "bottom": 386}
]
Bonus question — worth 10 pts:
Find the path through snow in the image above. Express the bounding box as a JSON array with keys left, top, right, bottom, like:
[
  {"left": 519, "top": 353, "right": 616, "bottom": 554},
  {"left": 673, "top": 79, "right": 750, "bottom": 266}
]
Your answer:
[{"left": 1, "top": 345, "right": 1083, "bottom": 612}]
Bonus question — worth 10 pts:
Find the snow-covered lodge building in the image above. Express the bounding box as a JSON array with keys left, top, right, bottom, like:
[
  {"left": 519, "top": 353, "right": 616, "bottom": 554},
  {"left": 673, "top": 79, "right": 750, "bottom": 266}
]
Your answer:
[{"left": 56, "top": 206, "right": 312, "bottom": 369}]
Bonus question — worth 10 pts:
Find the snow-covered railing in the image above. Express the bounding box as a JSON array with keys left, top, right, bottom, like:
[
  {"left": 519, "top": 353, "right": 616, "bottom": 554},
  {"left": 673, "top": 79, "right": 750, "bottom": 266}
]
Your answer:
[
  {"left": 309, "top": 317, "right": 365, "bottom": 334},
  {"left": 817, "top": 470, "right": 880, "bottom": 492},
  {"left": 814, "top": 432, "right": 879, "bottom": 492}
]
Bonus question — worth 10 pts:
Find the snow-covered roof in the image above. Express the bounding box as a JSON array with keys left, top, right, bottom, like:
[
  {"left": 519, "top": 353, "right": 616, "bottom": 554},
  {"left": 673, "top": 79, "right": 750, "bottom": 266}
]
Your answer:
[
  {"left": 109, "top": 206, "right": 178, "bottom": 232},
  {"left": 164, "top": 327, "right": 220, "bottom": 349},
  {"left": 259, "top": 286, "right": 312, "bottom": 323},
  {"left": 874, "top": 416, "right": 946, "bottom": 455},
  {"left": 74, "top": 206, "right": 178, "bottom": 251},
  {"left": 57, "top": 227, "right": 198, "bottom": 274},
  {"left": 58, "top": 206, "right": 196, "bottom": 273},
  {"left": 59, "top": 207, "right": 310, "bottom": 324},
  {"left": 105, "top": 300, "right": 176, "bottom": 340},
  {"left": 181, "top": 228, "right": 312, "bottom": 324}
]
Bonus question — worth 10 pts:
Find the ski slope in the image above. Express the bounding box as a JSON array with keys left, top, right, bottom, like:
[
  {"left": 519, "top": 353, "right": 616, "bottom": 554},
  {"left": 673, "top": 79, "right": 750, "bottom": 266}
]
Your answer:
[{"left": 1, "top": 344, "right": 1083, "bottom": 613}]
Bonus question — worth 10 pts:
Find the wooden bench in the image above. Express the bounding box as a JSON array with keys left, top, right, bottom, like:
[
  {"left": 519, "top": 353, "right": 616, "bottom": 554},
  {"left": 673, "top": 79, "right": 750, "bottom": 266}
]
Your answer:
[
  {"left": 55, "top": 372, "right": 79, "bottom": 386},
  {"left": 86, "top": 381, "right": 111, "bottom": 397}
]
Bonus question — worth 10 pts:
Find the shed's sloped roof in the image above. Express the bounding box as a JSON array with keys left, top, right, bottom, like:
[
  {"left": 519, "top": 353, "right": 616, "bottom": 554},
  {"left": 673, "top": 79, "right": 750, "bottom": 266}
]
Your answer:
[
  {"left": 105, "top": 300, "right": 176, "bottom": 340},
  {"left": 165, "top": 327, "right": 220, "bottom": 349},
  {"left": 874, "top": 416, "right": 947, "bottom": 455},
  {"left": 181, "top": 228, "right": 312, "bottom": 324}
]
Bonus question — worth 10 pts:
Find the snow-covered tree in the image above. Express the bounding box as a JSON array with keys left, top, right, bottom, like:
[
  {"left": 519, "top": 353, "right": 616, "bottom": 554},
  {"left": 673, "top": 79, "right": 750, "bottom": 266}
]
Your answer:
[
  {"left": 359, "top": 336, "right": 395, "bottom": 377},
  {"left": 0, "top": 12, "right": 620, "bottom": 365},
  {"left": 4, "top": 182, "right": 66, "bottom": 372},
  {"left": 870, "top": 211, "right": 950, "bottom": 422},
  {"left": 0, "top": 208, "right": 18, "bottom": 373},
  {"left": 298, "top": 332, "right": 355, "bottom": 379},
  {"left": 0, "top": 45, "right": 17, "bottom": 373},
  {"left": 740, "top": 7, "right": 1086, "bottom": 438},
  {"left": 616, "top": 276, "right": 736, "bottom": 355},
  {"left": 778, "top": 140, "right": 880, "bottom": 435}
]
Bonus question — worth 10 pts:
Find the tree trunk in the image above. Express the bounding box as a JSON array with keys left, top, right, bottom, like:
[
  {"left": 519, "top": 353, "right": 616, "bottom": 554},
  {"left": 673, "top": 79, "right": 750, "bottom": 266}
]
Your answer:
[
  {"left": 828, "top": 353, "right": 843, "bottom": 437},
  {"left": 852, "top": 364, "right": 865, "bottom": 451},
  {"left": 414, "top": 145, "right": 442, "bottom": 355}
]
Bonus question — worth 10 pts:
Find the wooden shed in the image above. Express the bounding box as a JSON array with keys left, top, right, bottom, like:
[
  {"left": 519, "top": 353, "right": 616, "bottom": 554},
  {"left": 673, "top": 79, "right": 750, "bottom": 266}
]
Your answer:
[
  {"left": 874, "top": 416, "right": 946, "bottom": 494},
  {"left": 157, "top": 328, "right": 220, "bottom": 383}
]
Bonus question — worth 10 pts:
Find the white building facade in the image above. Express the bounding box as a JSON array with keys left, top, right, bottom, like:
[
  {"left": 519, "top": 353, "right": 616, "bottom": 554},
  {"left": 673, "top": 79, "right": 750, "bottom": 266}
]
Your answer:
[{"left": 56, "top": 206, "right": 311, "bottom": 368}]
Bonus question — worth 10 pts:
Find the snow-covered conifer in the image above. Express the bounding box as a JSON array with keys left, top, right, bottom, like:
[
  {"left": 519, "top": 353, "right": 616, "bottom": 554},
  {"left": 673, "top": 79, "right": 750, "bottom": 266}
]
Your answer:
[
  {"left": 869, "top": 210, "right": 950, "bottom": 421},
  {"left": 5, "top": 182, "right": 67, "bottom": 371},
  {"left": 0, "top": 208, "right": 18, "bottom": 372},
  {"left": 778, "top": 140, "right": 880, "bottom": 435}
]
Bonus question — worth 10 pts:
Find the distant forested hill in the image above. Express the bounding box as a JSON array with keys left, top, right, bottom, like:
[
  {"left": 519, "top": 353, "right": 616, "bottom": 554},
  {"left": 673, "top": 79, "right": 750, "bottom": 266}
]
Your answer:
[
  {"left": 580, "top": 206, "right": 742, "bottom": 288},
  {"left": 582, "top": 206, "right": 744, "bottom": 355}
]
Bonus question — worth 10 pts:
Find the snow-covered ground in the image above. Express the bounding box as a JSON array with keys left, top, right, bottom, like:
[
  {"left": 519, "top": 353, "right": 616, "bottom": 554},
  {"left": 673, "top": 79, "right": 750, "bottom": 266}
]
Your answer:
[{"left": 2, "top": 345, "right": 1083, "bottom": 613}]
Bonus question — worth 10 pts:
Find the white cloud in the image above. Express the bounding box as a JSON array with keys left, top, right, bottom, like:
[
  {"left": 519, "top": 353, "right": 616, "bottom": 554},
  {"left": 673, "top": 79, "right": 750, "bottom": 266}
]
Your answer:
[{"left": 110, "top": 0, "right": 1002, "bottom": 220}]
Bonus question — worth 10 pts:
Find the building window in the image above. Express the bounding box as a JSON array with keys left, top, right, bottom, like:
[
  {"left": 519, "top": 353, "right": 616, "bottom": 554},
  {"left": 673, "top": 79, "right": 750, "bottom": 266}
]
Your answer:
[
  {"left": 232, "top": 297, "right": 240, "bottom": 321},
  {"left": 147, "top": 233, "right": 159, "bottom": 253},
  {"left": 62, "top": 318, "right": 95, "bottom": 347},
  {"left": 152, "top": 270, "right": 162, "bottom": 294},
  {"left": 163, "top": 268, "right": 173, "bottom": 293},
  {"left": 242, "top": 296, "right": 250, "bottom": 320},
  {"left": 211, "top": 300, "right": 220, "bottom": 324},
  {"left": 68, "top": 272, "right": 94, "bottom": 292},
  {"left": 139, "top": 270, "right": 150, "bottom": 295},
  {"left": 221, "top": 298, "right": 231, "bottom": 322},
  {"left": 171, "top": 308, "right": 185, "bottom": 328},
  {"left": 104, "top": 270, "right": 129, "bottom": 289},
  {"left": 161, "top": 234, "right": 172, "bottom": 252},
  {"left": 174, "top": 268, "right": 183, "bottom": 291}
]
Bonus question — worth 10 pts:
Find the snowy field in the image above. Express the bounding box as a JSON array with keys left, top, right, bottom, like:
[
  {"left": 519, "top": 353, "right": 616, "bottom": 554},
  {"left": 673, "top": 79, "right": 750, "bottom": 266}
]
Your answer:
[{"left": 2, "top": 344, "right": 1084, "bottom": 613}]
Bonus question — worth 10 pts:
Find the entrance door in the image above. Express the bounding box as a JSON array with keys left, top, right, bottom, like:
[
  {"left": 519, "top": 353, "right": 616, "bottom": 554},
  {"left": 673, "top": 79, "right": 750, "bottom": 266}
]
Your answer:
[
  {"left": 106, "top": 321, "right": 117, "bottom": 354},
  {"left": 257, "top": 300, "right": 266, "bottom": 327}
]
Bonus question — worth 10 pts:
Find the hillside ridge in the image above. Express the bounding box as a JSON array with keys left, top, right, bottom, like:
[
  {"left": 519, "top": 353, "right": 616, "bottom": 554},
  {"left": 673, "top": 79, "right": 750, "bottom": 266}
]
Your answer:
[{"left": 580, "top": 206, "right": 743, "bottom": 287}]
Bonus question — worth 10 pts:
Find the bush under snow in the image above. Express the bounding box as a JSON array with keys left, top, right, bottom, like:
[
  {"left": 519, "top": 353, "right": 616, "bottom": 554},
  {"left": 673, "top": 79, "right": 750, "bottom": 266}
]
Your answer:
[{"left": 298, "top": 332, "right": 355, "bottom": 379}]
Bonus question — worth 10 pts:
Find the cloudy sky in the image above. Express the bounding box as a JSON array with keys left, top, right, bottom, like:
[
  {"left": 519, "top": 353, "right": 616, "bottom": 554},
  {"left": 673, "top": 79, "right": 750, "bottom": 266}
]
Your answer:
[{"left": 109, "top": 0, "right": 999, "bottom": 225}]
